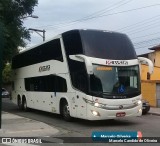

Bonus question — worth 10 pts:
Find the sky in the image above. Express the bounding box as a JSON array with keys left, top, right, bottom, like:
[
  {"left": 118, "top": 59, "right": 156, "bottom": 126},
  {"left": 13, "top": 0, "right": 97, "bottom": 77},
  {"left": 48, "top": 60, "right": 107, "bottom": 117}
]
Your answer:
[{"left": 23, "top": 0, "right": 160, "bottom": 55}]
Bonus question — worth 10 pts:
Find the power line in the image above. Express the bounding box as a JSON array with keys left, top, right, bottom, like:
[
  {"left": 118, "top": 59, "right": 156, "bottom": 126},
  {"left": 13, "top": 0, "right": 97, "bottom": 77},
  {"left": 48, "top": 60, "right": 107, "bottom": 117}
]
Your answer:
[
  {"left": 134, "top": 37, "right": 160, "bottom": 50},
  {"left": 134, "top": 37, "right": 160, "bottom": 46},
  {"left": 131, "top": 31, "right": 160, "bottom": 40},
  {"left": 119, "top": 18, "right": 160, "bottom": 33},
  {"left": 36, "top": 3, "right": 160, "bottom": 30},
  {"left": 116, "top": 14, "right": 160, "bottom": 31},
  {"left": 135, "top": 42, "right": 160, "bottom": 50},
  {"left": 75, "top": 0, "right": 133, "bottom": 22},
  {"left": 80, "top": 4, "right": 160, "bottom": 22},
  {"left": 36, "top": 0, "right": 132, "bottom": 29},
  {"left": 128, "top": 23, "right": 160, "bottom": 36},
  {"left": 126, "top": 22, "right": 160, "bottom": 34}
]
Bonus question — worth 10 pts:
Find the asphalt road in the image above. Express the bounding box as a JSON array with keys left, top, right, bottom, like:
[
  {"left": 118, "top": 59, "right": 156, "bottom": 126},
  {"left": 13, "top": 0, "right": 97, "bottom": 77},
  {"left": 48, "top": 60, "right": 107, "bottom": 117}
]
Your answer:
[{"left": 2, "top": 98, "right": 160, "bottom": 146}]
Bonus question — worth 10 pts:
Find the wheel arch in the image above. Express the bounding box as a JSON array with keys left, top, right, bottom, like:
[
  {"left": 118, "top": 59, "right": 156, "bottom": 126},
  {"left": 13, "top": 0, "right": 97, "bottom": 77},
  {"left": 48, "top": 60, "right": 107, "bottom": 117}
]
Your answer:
[
  {"left": 59, "top": 97, "right": 71, "bottom": 115},
  {"left": 22, "top": 94, "right": 26, "bottom": 103}
]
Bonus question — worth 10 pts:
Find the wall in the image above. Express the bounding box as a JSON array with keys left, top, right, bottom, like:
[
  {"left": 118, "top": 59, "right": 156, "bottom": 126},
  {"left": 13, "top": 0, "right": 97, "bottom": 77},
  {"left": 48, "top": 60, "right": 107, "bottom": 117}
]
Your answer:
[
  {"left": 141, "top": 81, "right": 156, "bottom": 107},
  {"left": 141, "top": 64, "right": 160, "bottom": 80},
  {"left": 155, "top": 51, "right": 160, "bottom": 67},
  {"left": 140, "top": 63, "right": 160, "bottom": 107},
  {"left": 148, "top": 50, "right": 160, "bottom": 67}
]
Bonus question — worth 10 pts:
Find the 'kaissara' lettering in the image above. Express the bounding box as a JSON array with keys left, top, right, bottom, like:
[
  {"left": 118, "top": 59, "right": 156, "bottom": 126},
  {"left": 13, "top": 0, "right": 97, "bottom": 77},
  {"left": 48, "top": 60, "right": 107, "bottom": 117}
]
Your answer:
[{"left": 106, "top": 60, "right": 128, "bottom": 65}]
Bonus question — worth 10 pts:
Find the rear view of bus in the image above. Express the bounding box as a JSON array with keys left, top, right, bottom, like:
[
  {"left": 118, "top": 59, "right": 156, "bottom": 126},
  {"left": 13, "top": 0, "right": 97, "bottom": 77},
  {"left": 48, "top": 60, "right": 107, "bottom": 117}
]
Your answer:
[{"left": 62, "top": 29, "right": 152, "bottom": 120}]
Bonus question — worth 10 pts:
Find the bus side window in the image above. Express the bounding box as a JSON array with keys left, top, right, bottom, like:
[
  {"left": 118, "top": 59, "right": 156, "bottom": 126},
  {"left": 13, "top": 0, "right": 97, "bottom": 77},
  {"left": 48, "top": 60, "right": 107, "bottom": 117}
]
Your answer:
[
  {"left": 70, "top": 61, "right": 89, "bottom": 93},
  {"left": 90, "top": 74, "right": 102, "bottom": 92},
  {"left": 25, "top": 75, "right": 67, "bottom": 92},
  {"left": 12, "top": 39, "right": 63, "bottom": 69},
  {"left": 55, "top": 76, "right": 67, "bottom": 92}
]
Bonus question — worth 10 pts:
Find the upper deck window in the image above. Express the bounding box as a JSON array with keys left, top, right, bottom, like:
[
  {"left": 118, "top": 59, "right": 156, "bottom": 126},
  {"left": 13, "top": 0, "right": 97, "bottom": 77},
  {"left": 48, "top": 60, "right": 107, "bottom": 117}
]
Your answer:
[
  {"left": 62, "top": 30, "right": 137, "bottom": 60},
  {"left": 12, "top": 39, "right": 62, "bottom": 69},
  {"left": 80, "top": 30, "right": 137, "bottom": 60}
]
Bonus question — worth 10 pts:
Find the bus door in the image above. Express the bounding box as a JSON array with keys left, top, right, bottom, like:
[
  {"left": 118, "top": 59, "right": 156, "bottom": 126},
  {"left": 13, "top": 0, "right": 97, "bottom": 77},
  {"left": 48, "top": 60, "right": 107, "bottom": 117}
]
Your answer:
[
  {"left": 50, "top": 75, "right": 68, "bottom": 114},
  {"left": 73, "top": 71, "right": 88, "bottom": 118}
]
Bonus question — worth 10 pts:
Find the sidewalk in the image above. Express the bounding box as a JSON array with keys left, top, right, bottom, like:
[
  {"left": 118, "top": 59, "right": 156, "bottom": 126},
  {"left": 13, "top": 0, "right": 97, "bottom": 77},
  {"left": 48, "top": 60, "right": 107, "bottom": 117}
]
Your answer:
[
  {"left": 0, "top": 111, "right": 59, "bottom": 137},
  {"left": 149, "top": 107, "right": 160, "bottom": 116}
]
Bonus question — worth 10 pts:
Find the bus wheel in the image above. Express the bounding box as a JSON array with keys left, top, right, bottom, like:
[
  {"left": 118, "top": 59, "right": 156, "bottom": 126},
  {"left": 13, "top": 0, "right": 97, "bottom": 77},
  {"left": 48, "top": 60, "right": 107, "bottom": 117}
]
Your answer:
[
  {"left": 17, "top": 97, "right": 22, "bottom": 110},
  {"left": 22, "top": 98, "right": 28, "bottom": 111},
  {"left": 62, "top": 101, "right": 72, "bottom": 121}
]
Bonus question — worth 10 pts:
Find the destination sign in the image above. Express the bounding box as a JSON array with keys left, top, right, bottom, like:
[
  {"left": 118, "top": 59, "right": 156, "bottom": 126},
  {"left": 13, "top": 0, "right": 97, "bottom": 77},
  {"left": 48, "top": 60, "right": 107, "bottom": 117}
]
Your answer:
[{"left": 96, "top": 66, "right": 112, "bottom": 71}]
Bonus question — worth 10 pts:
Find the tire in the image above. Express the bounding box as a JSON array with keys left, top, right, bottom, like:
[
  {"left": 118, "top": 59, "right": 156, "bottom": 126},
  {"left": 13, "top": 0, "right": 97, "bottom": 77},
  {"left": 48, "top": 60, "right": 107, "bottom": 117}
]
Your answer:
[
  {"left": 142, "top": 111, "right": 147, "bottom": 115},
  {"left": 22, "top": 98, "right": 28, "bottom": 111},
  {"left": 62, "top": 101, "right": 72, "bottom": 121},
  {"left": 17, "top": 97, "right": 22, "bottom": 110}
]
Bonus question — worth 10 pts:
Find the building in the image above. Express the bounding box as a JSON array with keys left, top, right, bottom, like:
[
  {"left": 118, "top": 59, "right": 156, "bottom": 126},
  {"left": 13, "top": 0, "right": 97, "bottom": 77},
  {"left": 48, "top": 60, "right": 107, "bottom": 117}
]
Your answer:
[
  {"left": 148, "top": 45, "right": 160, "bottom": 67},
  {"left": 139, "top": 45, "right": 160, "bottom": 107}
]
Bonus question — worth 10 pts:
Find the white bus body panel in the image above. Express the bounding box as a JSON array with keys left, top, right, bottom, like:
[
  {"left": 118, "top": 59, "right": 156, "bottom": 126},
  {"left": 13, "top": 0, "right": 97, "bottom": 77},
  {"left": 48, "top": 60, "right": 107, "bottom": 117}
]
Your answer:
[{"left": 86, "top": 95, "right": 142, "bottom": 120}]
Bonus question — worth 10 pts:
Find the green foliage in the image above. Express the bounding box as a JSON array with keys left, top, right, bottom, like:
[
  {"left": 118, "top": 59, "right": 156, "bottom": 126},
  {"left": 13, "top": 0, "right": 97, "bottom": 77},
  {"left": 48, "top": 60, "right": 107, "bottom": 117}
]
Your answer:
[
  {"left": 0, "top": 0, "right": 38, "bottom": 66},
  {"left": 2, "top": 63, "right": 12, "bottom": 84}
]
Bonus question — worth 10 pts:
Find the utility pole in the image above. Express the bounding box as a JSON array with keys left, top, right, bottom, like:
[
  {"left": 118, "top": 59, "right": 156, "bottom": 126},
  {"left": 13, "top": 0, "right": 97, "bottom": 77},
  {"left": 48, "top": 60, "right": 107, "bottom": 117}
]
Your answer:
[
  {"left": 28, "top": 28, "right": 46, "bottom": 42},
  {"left": 0, "top": 22, "right": 4, "bottom": 129}
]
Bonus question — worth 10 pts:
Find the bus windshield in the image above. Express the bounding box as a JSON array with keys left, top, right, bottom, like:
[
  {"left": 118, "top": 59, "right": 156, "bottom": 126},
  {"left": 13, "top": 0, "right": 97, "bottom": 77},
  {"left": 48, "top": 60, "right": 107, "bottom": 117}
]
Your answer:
[{"left": 90, "top": 65, "right": 141, "bottom": 98}]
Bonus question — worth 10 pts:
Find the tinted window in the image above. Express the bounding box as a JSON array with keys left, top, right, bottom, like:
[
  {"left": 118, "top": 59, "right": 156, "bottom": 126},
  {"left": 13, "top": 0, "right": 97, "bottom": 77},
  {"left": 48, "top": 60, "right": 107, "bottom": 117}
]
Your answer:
[
  {"left": 25, "top": 75, "right": 67, "bottom": 92},
  {"left": 56, "top": 76, "right": 68, "bottom": 92},
  {"left": 12, "top": 39, "right": 63, "bottom": 69},
  {"left": 80, "top": 30, "right": 137, "bottom": 60},
  {"left": 62, "top": 30, "right": 83, "bottom": 55},
  {"left": 69, "top": 61, "right": 88, "bottom": 93},
  {"left": 62, "top": 30, "right": 88, "bottom": 93}
]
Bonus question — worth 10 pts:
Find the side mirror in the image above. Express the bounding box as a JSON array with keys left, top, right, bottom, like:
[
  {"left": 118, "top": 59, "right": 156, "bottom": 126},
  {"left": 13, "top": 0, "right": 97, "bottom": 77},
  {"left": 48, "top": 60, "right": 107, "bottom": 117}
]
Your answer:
[
  {"left": 138, "top": 57, "right": 154, "bottom": 74},
  {"left": 69, "top": 55, "right": 93, "bottom": 74}
]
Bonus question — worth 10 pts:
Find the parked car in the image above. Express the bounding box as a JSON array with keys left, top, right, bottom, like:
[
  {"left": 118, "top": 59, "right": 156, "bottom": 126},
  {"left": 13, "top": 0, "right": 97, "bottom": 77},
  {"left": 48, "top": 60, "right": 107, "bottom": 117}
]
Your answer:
[
  {"left": 1, "top": 88, "right": 10, "bottom": 98},
  {"left": 142, "top": 99, "right": 150, "bottom": 115}
]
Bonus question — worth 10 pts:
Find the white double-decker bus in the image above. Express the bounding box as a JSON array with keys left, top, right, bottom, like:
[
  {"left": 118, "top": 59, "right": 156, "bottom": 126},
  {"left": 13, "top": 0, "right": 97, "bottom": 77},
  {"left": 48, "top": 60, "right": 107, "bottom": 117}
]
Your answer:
[{"left": 11, "top": 29, "right": 153, "bottom": 121}]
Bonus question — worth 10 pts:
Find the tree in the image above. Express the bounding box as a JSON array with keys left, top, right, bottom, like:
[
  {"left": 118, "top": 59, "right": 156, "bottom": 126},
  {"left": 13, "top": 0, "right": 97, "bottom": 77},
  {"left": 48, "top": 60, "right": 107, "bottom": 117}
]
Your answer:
[
  {"left": 0, "top": 0, "right": 38, "bottom": 67},
  {"left": 2, "top": 63, "right": 12, "bottom": 84}
]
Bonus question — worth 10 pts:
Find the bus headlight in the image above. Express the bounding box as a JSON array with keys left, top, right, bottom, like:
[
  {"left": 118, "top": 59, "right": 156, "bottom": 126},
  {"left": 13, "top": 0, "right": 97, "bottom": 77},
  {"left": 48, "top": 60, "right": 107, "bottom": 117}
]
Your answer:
[
  {"left": 83, "top": 98, "right": 106, "bottom": 108},
  {"left": 137, "top": 100, "right": 142, "bottom": 105},
  {"left": 94, "top": 102, "right": 99, "bottom": 107},
  {"left": 91, "top": 110, "right": 100, "bottom": 116},
  {"left": 138, "top": 108, "right": 142, "bottom": 113},
  {"left": 94, "top": 102, "right": 106, "bottom": 108}
]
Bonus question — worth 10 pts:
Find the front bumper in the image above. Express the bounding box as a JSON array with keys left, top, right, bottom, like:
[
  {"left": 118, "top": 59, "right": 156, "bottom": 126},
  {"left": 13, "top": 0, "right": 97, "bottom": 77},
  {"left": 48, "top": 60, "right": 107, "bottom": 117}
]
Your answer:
[{"left": 87, "top": 104, "right": 142, "bottom": 120}]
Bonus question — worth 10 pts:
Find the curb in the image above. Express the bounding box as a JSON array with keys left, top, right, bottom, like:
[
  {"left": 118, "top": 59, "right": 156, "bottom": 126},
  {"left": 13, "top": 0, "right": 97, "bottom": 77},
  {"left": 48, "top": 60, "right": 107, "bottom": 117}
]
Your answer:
[{"left": 149, "top": 112, "right": 160, "bottom": 116}]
